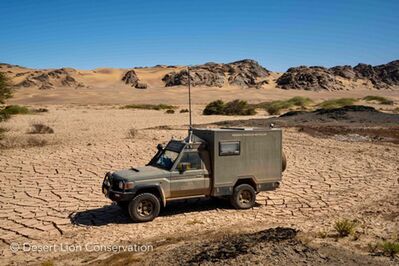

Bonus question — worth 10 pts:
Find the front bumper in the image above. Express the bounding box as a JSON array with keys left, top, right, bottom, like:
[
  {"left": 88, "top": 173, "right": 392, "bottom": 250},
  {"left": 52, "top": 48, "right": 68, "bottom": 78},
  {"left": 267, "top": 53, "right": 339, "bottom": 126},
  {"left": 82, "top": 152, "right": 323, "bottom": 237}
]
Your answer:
[{"left": 102, "top": 173, "right": 135, "bottom": 202}]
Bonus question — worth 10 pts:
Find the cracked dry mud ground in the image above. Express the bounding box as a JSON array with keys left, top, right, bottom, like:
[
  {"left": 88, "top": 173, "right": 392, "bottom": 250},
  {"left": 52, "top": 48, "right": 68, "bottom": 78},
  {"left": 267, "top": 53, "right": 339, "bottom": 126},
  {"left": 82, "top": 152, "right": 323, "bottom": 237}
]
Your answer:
[{"left": 0, "top": 105, "right": 398, "bottom": 265}]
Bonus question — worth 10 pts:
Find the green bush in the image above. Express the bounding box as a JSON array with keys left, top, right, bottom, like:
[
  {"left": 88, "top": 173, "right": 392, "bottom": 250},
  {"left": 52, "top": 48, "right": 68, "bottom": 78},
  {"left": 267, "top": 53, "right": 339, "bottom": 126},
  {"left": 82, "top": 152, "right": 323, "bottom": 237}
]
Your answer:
[
  {"left": 1, "top": 105, "right": 30, "bottom": 115},
  {"left": 380, "top": 241, "right": 399, "bottom": 257},
  {"left": 224, "top": 100, "right": 256, "bottom": 115},
  {"left": 122, "top": 104, "right": 176, "bottom": 110},
  {"left": 363, "top": 95, "right": 394, "bottom": 105},
  {"left": 203, "top": 99, "right": 256, "bottom": 115},
  {"left": 257, "top": 96, "right": 313, "bottom": 115},
  {"left": 334, "top": 219, "right": 357, "bottom": 237},
  {"left": 318, "top": 98, "right": 357, "bottom": 109},
  {"left": 0, "top": 105, "right": 31, "bottom": 121},
  {"left": 203, "top": 100, "right": 225, "bottom": 115}
]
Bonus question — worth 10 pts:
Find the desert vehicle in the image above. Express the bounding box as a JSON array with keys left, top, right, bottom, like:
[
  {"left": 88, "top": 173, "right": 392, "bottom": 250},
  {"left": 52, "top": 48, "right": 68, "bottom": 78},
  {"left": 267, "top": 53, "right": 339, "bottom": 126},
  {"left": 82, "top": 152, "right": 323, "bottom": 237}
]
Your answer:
[{"left": 102, "top": 127, "right": 286, "bottom": 222}]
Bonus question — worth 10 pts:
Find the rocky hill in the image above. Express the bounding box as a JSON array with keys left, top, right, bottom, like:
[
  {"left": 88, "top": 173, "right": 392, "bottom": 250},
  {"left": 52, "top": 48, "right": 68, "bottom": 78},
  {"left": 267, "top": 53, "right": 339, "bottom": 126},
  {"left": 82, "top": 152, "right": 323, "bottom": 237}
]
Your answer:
[
  {"left": 162, "top": 59, "right": 270, "bottom": 88},
  {"left": 1, "top": 66, "right": 86, "bottom": 90},
  {"left": 277, "top": 60, "right": 399, "bottom": 91},
  {"left": 1, "top": 59, "right": 398, "bottom": 93}
]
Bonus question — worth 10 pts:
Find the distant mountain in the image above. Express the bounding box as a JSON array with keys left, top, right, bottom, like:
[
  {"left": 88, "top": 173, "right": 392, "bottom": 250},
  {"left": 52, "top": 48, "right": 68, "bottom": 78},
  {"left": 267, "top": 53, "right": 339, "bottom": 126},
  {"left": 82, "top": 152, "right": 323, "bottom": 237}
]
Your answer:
[{"left": 1, "top": 59, "right": 398, "bottom": 91}]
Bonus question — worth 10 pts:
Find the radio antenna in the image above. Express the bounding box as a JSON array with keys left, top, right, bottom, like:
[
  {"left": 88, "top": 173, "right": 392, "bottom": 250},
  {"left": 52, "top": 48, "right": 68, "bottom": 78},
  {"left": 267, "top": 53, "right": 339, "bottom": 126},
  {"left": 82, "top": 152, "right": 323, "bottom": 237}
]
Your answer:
[{"left": 187, "top": 66, "right": 193, "bottom": 143}]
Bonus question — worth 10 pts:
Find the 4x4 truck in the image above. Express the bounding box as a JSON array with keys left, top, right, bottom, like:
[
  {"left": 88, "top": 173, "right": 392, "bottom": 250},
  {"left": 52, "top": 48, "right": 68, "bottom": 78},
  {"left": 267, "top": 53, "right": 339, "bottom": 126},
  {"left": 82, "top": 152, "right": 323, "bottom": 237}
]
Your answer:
[{"left": 102, "top": 127, "right": 286, "bottom": 222}]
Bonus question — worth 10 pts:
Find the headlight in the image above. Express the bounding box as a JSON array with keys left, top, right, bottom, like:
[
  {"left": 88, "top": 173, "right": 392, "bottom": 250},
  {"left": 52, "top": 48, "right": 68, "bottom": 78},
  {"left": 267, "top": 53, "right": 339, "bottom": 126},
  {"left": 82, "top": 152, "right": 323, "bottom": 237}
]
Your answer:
[{"left": 118, "top": 181, "right": 134, "bottom": 190}]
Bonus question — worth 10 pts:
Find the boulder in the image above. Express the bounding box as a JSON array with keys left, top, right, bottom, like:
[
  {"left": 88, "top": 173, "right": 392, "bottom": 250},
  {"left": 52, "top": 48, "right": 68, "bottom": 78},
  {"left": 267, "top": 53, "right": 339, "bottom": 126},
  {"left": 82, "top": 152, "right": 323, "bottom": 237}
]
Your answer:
[{"left": 122, "top": 69, "right": 148, "bottom": 89}]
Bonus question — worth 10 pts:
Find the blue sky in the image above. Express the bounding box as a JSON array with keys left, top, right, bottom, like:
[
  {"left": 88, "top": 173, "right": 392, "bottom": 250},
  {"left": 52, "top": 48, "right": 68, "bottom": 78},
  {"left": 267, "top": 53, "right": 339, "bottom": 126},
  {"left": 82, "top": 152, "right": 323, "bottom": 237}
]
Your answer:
[{"left": 0, "top": 0, "right": 398, "bottom": 71}]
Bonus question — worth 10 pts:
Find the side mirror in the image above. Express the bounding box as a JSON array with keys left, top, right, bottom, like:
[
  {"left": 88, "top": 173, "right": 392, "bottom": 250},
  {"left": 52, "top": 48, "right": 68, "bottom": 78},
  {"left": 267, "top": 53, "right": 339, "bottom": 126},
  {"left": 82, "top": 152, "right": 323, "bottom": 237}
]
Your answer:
[
  {"left": 178, "top": 163, "right": 190, "bottom": 174},
  {"left": 157, "top": 144, "right": 164, "bottom": 151}
]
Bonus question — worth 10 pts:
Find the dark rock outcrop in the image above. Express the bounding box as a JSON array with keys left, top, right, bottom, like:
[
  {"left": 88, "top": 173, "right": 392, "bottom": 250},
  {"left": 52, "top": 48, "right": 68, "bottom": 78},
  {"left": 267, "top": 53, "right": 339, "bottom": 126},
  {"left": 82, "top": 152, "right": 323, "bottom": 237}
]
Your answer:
[
  {"left": 16, "top": 68, "right": 85, "bottom": 89},
  {"left": 162, "top": 69, "right": 225, "bottom": 87},
  {"left": 353, "top": 60, "right": 399, "bottom": 88},
  {"left": 122, "top": 70, "right": 148, "bottom": 89},
  {"left": 277, "top": 66, "right": 344, "bottom": 91},
  {"left": 330, "top": 65, "right": 357, "bottom": 79},
  {"left": 277, "top": 60, "right": 399, "bottom": 90},
  {"left": 162, "top": 59, "right": 270, "bottom": 88}
]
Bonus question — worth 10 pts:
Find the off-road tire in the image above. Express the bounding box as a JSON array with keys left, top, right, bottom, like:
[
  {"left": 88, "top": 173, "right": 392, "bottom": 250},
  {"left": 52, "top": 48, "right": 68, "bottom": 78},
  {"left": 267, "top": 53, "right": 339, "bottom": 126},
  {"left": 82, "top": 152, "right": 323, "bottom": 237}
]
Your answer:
[
  {"left": 230, "top": 184, "right": 256, "bottom": 209},
  {"left": 128, "top": 193, "right": 161, "bottom": 222},
  {"left": 282, "top": 152, "right": 287, "bottom": 172}
]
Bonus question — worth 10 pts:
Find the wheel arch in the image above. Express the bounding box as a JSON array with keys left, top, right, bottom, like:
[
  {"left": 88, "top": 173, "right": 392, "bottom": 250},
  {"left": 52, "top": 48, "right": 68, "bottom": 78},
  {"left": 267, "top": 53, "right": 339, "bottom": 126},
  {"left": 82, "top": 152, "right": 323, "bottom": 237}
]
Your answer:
[
  {"left": 134, "top": 185, "right": 166, "bottom": 207},
  {"left": 233, "top": 177, "right": 257, "bottom": 192}
]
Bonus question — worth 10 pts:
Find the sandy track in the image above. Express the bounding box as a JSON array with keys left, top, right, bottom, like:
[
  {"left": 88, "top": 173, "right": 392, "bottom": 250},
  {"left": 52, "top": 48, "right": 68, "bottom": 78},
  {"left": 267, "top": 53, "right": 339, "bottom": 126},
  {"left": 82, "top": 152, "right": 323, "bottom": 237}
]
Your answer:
[{"left": 0, "top": 106, "right": 398, "bottom": 264}]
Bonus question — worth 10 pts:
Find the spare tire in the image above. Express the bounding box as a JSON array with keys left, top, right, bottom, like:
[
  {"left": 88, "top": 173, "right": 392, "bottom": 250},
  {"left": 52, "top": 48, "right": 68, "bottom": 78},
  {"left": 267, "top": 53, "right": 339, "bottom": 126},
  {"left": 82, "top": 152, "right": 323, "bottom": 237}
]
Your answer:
[{"left": 282, "top": 151, "right": 287, "bottom": 172}]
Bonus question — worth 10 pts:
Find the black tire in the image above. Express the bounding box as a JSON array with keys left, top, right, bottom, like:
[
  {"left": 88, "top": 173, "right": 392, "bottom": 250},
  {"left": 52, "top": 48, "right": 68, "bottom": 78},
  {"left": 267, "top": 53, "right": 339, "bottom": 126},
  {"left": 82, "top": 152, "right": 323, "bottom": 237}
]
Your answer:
[
  {"left": 128, "top": 193, "right": 161, "bottom": 222},
  {"left": 230, "top": 184, "right": 256, "bottom": 209},
  {"left": 282, "top": 151, "right": 287, "bottom": 172}
]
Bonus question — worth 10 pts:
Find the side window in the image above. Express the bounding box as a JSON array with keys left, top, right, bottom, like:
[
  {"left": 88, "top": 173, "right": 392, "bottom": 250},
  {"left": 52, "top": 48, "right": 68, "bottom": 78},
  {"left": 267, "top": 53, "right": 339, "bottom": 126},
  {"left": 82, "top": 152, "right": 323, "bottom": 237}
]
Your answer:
[
  {"left": 219, "top": 141, "right": 240, "bottom": 156},
  {"left": 178, "top": 152, "right": 202, "bottom": 170}
]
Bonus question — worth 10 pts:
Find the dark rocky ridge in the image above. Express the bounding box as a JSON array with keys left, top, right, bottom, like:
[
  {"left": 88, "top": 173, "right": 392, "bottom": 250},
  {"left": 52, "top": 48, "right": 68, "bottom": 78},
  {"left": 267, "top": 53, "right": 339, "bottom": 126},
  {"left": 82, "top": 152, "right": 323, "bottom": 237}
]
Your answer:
[
  {"left": 276, "top": 66, "right": 344, "bottom": 91},
  {"left": 277, "top": 60, "right": 399, "bottom": 91},
  {"left": 121, "top": 69, "right": 147, "bottom": 89},
  {"left": 162, "top": 59, "right": 270, "bottom": 88},
  {"left": 15, "top": 68, "right": 85, "bottom": 90}
]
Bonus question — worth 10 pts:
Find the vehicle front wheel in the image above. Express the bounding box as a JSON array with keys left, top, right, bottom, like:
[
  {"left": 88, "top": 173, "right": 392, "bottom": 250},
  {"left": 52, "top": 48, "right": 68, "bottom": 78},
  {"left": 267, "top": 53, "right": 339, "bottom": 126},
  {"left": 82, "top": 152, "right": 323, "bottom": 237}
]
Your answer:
[
  {"left": 230, "top": 184, "right": 256, "bottom": 209},
  {"left": 128, "top": 193, "right": 161, "bottom": 222}
]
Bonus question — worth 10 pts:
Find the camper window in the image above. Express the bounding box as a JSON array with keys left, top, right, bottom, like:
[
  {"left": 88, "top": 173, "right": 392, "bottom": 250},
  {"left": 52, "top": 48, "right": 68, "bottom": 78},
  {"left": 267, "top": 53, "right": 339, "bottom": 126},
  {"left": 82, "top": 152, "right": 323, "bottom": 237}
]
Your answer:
[{"left": 219, "top": 141, "right": 240, "bottom": 156}]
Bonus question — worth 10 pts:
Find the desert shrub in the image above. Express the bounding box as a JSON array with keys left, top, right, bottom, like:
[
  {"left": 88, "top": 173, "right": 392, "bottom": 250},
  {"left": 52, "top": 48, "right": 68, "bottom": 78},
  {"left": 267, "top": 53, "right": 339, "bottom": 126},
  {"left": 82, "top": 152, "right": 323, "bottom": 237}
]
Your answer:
[
  {"left": 224, "top": 100, "right": 256, "bottom": 115},
  {"left": 203, "top": 99, "right": 256, "bottom": 115},
  {"left": 363, "top": 95, "right": 394, "bottom": 105},
  {"left": 334, "top": 219, "right": 357, "bottom": 237},
  {"left": 165, "top": 109, "right": 175, "bottom": 114},
  {"left": 122, "top": 104, "right": 176, "bottom": 110},
  {"left": 380, "top": 241, "right": 399, "bottom": 257},
  {"left": 0, "top": 105, "right": 31, "bottom": 121},
  {"left": 317, "top": 98, "right": 357, "bottom": 109},
  {"left": 180, "top": 109, "right": 189, "bottom": 113},
  {"left": 393, "top": 107, "right": 399, "bottom": 114},
  {"left": 127, "top": 128, "right": 137, "bottom": 138},
  {"left": 203, "top": 100, "right": 225, "bottom": 115},
  {"left": 28, "top": 123, "right": 54, "bottom": 134},
  {"left": 1, "top": 105, "right": 30, "bottom": 115},
  {"left": 257, "top": 96, "right": 313, "bottom": 115},
  {"left": 0, "top": 72, "right": 13, "bottom": 104}
]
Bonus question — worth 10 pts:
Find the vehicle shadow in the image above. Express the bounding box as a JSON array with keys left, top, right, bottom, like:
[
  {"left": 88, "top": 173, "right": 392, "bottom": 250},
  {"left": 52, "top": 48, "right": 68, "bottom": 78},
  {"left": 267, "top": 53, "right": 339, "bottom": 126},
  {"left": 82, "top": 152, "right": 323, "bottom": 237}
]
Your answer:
[{"left": 71, "top": 198, "right": 260, "bottom": 226}]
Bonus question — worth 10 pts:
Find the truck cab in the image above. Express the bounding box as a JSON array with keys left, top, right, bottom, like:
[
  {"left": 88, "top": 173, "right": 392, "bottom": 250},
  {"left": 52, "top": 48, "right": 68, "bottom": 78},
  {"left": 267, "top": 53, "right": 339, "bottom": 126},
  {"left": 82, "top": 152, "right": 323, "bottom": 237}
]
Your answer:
[{"left": 102, "top": 127, "right": 286, "bottom": 222}]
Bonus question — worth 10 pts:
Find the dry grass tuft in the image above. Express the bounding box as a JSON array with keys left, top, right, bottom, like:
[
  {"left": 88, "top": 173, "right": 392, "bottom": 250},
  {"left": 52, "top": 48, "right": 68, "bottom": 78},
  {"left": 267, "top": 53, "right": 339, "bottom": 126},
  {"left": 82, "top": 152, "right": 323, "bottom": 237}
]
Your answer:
[
  {"left": 127, "top": 128, "right": 138, "bottom": 139},
  {"left": 28, "top": 123, "right": 54, "bottom": 134}
]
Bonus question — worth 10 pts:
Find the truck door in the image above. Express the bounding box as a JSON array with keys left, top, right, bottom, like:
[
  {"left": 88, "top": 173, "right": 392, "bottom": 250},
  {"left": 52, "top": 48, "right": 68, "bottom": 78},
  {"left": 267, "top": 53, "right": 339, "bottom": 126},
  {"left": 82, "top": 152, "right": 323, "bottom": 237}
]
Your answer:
[{"left": 170, "top": 150, "right": 210, "bottom": 198}]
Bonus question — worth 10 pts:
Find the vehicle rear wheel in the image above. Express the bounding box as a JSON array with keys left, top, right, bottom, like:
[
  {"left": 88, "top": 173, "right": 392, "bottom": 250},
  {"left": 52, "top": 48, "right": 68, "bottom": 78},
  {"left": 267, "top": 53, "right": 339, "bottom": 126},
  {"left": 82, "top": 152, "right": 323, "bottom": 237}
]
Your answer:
[
  {"left": 230, "top": 184, "right": 256, "bottom": 209},
  {"left": 128, "top": 193, "right": 160, "bottom": 222}
]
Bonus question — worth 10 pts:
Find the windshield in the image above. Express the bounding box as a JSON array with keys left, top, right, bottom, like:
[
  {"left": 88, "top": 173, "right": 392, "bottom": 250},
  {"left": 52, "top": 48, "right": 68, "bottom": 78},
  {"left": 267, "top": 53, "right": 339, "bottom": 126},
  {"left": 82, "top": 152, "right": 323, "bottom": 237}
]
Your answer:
[{"left": 152, "top": 149, "right": 179, "bottom": 170}]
